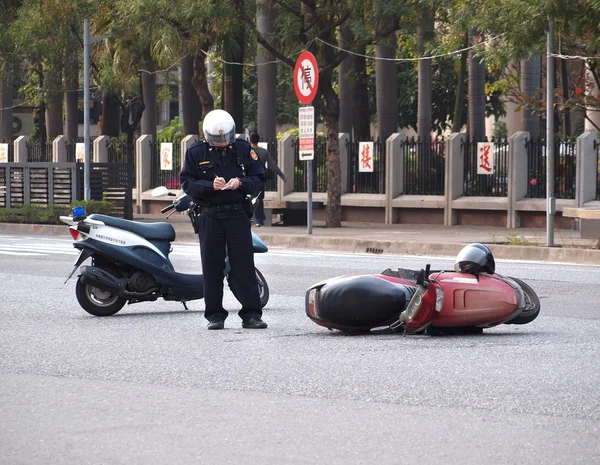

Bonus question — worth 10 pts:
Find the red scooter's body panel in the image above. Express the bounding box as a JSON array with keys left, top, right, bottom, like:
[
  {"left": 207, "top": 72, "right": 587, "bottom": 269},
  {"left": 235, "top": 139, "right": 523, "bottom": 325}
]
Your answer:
[{"left": 429, "top": 272, "right": 519, "bottom": 327}]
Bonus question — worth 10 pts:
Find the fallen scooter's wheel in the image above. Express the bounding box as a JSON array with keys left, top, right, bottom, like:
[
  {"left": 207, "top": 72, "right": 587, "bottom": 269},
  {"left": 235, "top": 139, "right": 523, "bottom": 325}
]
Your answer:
[
  {"left": 228, "top": 267, "right": 270, "bottom": 309},
  {"left": 75, "top": 273, "right": 127, "bottom": 317},
  {"left": 505, "top": 277, "right": 541, "bottom": 325}
]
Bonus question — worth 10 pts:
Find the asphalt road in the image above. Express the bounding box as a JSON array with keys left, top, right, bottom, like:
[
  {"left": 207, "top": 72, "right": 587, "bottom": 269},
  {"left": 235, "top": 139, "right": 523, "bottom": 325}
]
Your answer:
[{"left": 1, "top": 234, "right": 599, "bottom": 465}]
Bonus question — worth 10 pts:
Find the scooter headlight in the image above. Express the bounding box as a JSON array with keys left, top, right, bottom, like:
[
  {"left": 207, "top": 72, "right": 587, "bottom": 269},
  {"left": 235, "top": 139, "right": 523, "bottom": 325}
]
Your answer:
[
  {"left": 306, "top": 288, "right": 318, "bottom": 317},
  {"left": 435, "top": 287, "right": 444, "bottom": 312}
]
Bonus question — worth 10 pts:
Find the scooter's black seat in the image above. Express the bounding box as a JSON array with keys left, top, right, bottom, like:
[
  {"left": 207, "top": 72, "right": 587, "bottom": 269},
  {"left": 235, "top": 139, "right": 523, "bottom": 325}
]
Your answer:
[
  {"left": 317, "top": 275, "right": 414, "bottom": 327},
  {"left": 88, "top": 214, "right": 176, "bottom": 242}
]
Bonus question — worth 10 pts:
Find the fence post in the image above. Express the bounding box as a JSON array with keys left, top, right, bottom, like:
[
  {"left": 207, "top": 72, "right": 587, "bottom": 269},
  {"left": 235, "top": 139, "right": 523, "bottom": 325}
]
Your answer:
[
  {"left": 180, "top": 135, "right": 198, "bottom": 174},
  {"left": 278, "top": 134, "right": 296, "bottom": 197},
  {"left": 53, "top": 135, "right": 67, "bottom": 163},
  {"left": 385, "top": 132, "right": 406, "bottom": 224},
  {"left": 508, "top": 131, "right": 529, "bottom": 228},
  {"left": 444, "top": 132, "right": 465, "bottom": 225},
  {"left": 135, "top": 135, "right": 153, "bottom": 214},
  {"left": 14, "top": 135, "right": 28, "bottom": 163},
  {"left": 576, "top": 131, "right": 598, "bottom": 207},
  {"left": 338, "top": 133, "right": 350, "bottom": 195},
  {"left": 94, "top": 136, "right": 110, "bottom": 162}
]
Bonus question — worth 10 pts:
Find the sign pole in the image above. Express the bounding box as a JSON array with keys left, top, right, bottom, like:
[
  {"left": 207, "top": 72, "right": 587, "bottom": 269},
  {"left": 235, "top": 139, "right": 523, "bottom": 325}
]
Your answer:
[
  {"left": 294, "top": 51, "right": 319, "bottom": 236},
  {"left": 307, "top": 152, "right": 313, "bottom": 235}
]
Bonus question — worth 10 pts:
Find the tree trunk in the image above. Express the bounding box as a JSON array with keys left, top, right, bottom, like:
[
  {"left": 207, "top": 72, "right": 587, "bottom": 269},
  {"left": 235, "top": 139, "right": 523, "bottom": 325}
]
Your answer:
[
  {"left": 560, "top": 57, "right": 571, "bottom": 135},
  {"left": 0, "top": 72, "right": 14, "bottom": 142},
  {"left": 468, "top": 29, "right": 486, "bottom": 142},
  {"left": 222, "top": 35, "right": 244, "bottom": 131},
  {"left": 256, "top": 0, "right": 277, "bottom": 141},
  {"left": 141, "top": 58, "right": 157, "bottom": 138},
  {"left": 520, "top": 55, "right": 541, "bottom": 139},
  {"left": 32, "top": 65, "right": 46, "bottom": 146},
  {"left": 337, "top": 26, "right": 353, "bottom": 136},
  {"left": 45, "top": 66, "right": 64, "bottom": 140},
  {"left": 191, "top": 53, "right": 215, "bottom": 127},
  {"left": 452, "top": 33, "right": 468, "bottom": 133},
  {"left": 100, "top": 91, "right": 121, "bottom": 137},
  {"left": 317, "top": 77, "right": 342, "bottom": 228},
  {"left": 353, "top": 48, "right": 371, "bottom": 140},
  {"left": 181, "top": 55, "right": 202, "bottom": 135},
  {"left": 416, "top": 7, "right": 434, "bottom": 141},
  {"left": 375, "top": 33, "right": 398, "bottom": 143},
  {"left": 64, "top": 46, "right": 79, "bottom": 141}
]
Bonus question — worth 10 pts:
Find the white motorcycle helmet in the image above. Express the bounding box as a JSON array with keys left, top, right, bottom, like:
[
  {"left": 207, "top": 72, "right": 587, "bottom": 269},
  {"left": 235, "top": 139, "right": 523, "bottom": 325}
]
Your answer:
[{"left": 202, "top": 109, "right": 236, "bottom": 147}]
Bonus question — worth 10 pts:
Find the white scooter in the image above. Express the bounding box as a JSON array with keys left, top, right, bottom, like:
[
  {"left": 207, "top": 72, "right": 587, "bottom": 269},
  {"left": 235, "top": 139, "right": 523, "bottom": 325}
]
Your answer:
[{"left": 59, "top": 187, "right": 269, "bottom": 316}]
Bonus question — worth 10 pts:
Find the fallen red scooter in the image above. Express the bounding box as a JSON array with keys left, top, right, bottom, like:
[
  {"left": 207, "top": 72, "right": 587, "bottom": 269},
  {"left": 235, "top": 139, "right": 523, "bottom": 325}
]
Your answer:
[{"left": 305, "top": 243, "right": 540, "bottom": 335}]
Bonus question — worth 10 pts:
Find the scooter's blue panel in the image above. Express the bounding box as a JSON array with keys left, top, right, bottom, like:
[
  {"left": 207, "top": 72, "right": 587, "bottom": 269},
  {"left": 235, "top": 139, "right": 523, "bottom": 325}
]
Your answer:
[{"left": 251, "top": 232, "right": 268, "bottom": 253}]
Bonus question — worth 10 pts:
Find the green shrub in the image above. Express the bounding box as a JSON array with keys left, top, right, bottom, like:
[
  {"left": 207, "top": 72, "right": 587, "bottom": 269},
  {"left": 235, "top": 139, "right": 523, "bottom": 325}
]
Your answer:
[{"left": 0, "top": 200, "right": 115, "bottom": 225}]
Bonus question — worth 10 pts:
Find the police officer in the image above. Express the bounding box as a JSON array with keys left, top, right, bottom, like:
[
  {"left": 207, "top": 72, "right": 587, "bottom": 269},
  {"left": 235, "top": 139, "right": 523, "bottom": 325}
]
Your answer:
[{"left": 180, "top": 109, "right": 267, "bottom": 330}]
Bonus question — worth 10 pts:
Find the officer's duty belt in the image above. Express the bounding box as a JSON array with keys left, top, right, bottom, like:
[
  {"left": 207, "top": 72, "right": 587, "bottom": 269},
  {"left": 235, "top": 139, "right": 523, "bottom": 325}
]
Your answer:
[{"left": 199, "top": 203, "right": 245, "bottom": 213}]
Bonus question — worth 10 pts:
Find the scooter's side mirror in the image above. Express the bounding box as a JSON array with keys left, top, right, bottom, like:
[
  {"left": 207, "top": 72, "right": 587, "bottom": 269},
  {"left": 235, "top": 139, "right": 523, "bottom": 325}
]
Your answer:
[{"left": 152, "top": 186, "right": 170, "bottom": 197}]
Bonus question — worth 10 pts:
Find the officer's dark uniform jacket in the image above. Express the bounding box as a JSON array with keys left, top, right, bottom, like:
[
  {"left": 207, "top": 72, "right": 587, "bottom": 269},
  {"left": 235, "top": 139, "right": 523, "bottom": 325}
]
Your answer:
[{"left": 180, "top": 138, "right": 265, "bottom": 210}]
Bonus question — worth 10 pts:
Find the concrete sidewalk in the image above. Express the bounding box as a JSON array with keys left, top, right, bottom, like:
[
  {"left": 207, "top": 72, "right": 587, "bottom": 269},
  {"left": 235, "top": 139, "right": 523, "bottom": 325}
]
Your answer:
[{"left": 1, "top": 213, "right": 599, "bottom": 265}]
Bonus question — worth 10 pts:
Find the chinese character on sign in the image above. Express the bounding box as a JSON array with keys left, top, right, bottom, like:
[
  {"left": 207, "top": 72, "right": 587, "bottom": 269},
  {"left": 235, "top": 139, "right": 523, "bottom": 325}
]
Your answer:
[
  {"left": 358, "top": 142, "right": 374, "bottom": 173},
  {"left": 302, "top": 67, "right": 312, "bottom": 90},
  {"left": 75, "top": 143, "right": 85, "bottom": 163},
  {"left": 160, "top": 143, "right": 173, "bottom": 170},
  {"left": 477, "top": 142, "right": 495, "bottom": 175},
  {"left": 0, "top": 144, "right": 8, "bottom": 163}
]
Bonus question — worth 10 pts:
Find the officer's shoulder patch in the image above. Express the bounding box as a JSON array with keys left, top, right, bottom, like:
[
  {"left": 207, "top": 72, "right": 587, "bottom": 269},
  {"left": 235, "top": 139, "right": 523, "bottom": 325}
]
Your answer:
[{"left": 250, "top": 149, "right": 258, "bottom": 160}]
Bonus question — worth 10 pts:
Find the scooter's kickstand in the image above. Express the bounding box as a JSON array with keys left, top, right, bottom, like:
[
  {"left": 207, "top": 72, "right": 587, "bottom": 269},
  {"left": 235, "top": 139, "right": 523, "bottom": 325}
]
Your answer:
[{"left": 182, "top": 301, "right": 189, "bottom": 311}]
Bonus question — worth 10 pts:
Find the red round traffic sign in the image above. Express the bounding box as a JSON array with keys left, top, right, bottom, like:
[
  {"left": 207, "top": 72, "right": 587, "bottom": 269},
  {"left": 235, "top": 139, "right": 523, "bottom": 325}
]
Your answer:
[{"left": 293, "top": 51, "right": 319, "bottom": 104}]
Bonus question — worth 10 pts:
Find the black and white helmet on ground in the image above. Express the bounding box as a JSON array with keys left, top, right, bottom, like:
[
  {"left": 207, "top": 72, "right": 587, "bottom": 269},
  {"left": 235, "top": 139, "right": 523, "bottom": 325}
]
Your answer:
[
  {"left": 454, "top": 243, "right": 496, "bottom": 274},
  {"left": 202, "top": 109, "right": 236, "bottom": 147}
]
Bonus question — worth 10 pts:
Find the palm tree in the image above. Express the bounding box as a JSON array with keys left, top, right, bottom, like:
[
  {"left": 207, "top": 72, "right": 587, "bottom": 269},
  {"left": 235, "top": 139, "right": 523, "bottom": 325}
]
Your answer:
[{"left": 256, "top": 0, "right": 277, "bottom": 141}]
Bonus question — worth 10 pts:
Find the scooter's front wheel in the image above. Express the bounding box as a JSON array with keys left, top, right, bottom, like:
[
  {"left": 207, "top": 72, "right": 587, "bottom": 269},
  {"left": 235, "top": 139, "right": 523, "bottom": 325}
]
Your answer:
[
  {"left": 505, "top": 277, "right": 540, "bottom": 325},
  {"left": 75, "top": 276, "right": 127, "bottom": 317}
]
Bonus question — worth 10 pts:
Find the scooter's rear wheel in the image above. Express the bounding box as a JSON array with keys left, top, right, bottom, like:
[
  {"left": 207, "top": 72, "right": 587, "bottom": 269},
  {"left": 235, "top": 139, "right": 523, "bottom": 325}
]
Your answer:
[
  {"left": 75, "top": 273, "right": 127, "bottom": 317},
  {"left": 506, "top": 277, "right": 541, "bottom": 325}
]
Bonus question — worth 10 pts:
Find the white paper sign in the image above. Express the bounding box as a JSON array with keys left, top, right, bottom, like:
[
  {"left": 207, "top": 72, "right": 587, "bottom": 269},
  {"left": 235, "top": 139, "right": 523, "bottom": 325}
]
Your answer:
[
  {"left": 358, "top": 141, "right": 374, "bottom": 172},
  {"left": 160, "top": 143, "right": 173, "bottom": 170},
  {"left": 477, "top": 142, "right": 495, "bottom": 175},
  {"left": 298, "top": 106, "right": 314, "bottom": 161},
  {"left": 0, "top": 143, "right": 8, "bottom": 163},
  {"left": 75, "top": 143, "right": 85, "bottom": 163}
]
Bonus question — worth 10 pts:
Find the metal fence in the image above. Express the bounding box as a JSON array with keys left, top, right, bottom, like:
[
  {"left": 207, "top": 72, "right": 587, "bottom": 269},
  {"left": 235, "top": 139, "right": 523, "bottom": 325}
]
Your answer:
[
  {"left": 293, "top": 137, "right": 328, "bottom": 193},
  {"left": 526, "top": 137, "right": 577, "bottom": 199},
  {"left": 0, "top": 163, "right": 78, "bottom": 208},
  {"left": 150, "top": 139, "right": 182, "bottom": 190},
  {"left": 346, "top": 139, "right": 386, "bottom": 194},
  {"left": 402, "top": 137, "right": 445, "bottom": 195},
  {"left": 462, "top": 138, "right": 509, "bottom": 197},
  {"left": 26, "top": 141, "right": 53, "bottom": 162}
]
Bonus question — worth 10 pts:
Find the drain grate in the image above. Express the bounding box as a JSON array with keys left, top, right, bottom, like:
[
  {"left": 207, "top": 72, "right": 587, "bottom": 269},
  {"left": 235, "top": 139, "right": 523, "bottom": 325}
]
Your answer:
[{"left": 366, "top": 247, "right": 384, "bottom": 254}]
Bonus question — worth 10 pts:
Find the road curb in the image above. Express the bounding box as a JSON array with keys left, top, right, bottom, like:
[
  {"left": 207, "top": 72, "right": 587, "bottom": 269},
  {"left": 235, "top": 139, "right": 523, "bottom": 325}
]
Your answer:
[{"left": 1, "top": 223, "right": 599, "bottom": 265}]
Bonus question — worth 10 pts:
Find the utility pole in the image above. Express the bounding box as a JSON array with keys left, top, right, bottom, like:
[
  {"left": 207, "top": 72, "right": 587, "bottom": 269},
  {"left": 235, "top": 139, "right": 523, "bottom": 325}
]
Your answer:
[
  {"left": 83, "top": 19, "right": 91, "bottom": 201},
  {"left": 546, "top": 21, "right": 555, "bottom": 247}
]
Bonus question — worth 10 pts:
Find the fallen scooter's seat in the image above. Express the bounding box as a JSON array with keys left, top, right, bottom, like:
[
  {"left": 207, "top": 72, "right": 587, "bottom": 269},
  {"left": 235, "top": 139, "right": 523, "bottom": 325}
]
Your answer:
[
  {"left": 317, "top": 275, "right": 413, "bottom": 327},
  {"left": 88, "top": 214, "right": 176, "bottom": 242}
]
